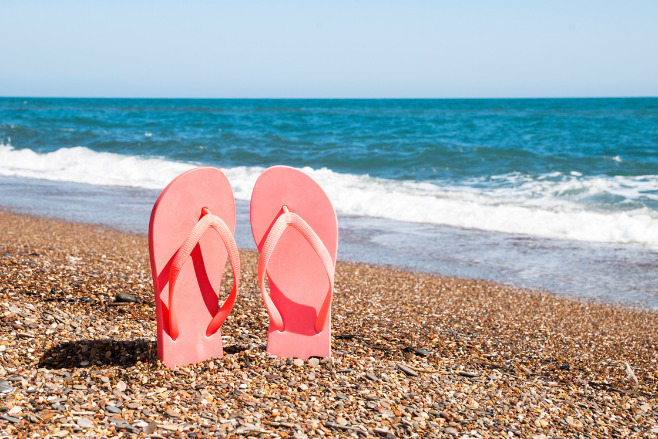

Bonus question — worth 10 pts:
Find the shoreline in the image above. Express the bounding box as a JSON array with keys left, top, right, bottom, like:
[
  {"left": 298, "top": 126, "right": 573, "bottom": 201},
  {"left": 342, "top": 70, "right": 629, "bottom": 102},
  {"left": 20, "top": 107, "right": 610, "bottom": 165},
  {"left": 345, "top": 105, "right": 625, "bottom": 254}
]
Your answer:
[
  {"left": 0, "top": 211, "right": 657, "bottom": 437},
  {"left": 2, "top": 175, "right": 658, "bottom": 311}
]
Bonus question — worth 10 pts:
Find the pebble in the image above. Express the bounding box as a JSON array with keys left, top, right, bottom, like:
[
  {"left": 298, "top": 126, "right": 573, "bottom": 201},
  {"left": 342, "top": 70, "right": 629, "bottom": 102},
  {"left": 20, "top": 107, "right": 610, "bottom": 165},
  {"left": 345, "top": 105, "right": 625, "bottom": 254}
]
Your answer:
[
  {"left": 166, "top": 408, "right": 180, "bottom": 418},
  {"left": 293, "top": 358, "right": 304, "bottom": 367},
  {"left": 439, "top": 411, "right": 454, "bottom": 421},
  {"left": 76, "top": 417, "right": 94, "bottom": 428},
  {"left": 115, "top": 292, "right": 138, "bottom": 303},
  {"left": 397, "top": 363, "right": 418, "bottom": 377},
  {"left": 143, "top": 422, "right": 156, "bottom": 434},
  {"left": 105, "top": 406, "right": 121, "bottom": 414},
  {"left": 0, "top": 414, "right": 20, "bottom": 424},
  {"left": 307, "top": 357, "right": 320, "bottom": 367}
]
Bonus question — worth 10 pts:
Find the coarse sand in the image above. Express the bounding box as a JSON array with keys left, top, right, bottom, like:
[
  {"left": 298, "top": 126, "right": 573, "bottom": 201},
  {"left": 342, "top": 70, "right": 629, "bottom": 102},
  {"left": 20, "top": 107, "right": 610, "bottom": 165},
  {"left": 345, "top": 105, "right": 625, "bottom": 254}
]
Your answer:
[{"left": 0, "top": 211, "right": 656, "bottom": 437}]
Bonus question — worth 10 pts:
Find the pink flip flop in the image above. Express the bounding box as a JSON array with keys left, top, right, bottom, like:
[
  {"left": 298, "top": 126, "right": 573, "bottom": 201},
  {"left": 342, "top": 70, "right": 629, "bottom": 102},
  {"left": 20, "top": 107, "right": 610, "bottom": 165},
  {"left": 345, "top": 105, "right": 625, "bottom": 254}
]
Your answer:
[
  {"left": 149, "top": 167, "right": 240, "bottom": 367},
  {"left": 250, "top": 166, "right": 338, "bottom": 358}
]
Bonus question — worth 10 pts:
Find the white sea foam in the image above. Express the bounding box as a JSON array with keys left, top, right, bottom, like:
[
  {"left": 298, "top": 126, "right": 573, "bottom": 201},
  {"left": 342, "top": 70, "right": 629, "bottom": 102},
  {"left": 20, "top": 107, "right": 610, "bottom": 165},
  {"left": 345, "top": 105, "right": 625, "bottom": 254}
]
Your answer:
[
  {"left": 304, "top": 168, "right": 658, "bottom": 248},
  {"left": 1, "top": 144, "right": 657, "bottom": 247},
  {"left": 0, "top": 143, "right": 195, "bottom": 189}
]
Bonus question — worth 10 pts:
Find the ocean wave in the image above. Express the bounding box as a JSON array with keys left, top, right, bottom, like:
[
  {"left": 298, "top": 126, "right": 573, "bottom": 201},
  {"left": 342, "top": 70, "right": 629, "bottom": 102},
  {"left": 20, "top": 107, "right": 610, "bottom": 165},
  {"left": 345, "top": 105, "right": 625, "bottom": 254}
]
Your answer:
[
  {"left": 304, "top": 168, "right": 658, "bottom": 248},
  {"left": 1, "top": 144, "right": 657, "bottom": 247},
  {"left": 0, "top": 143, "right": 196, "bottom": 189}
]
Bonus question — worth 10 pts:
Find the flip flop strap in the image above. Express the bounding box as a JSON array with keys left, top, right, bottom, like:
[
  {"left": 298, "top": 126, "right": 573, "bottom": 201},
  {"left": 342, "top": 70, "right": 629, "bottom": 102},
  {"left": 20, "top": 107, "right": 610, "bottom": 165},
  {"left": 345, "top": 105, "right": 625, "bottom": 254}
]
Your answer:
[
  {"left": 168, "top": 209, "right": 240, "bottom": 340},
  {"left": 258, "top": 208, "right": 335, "bottom": 333}
]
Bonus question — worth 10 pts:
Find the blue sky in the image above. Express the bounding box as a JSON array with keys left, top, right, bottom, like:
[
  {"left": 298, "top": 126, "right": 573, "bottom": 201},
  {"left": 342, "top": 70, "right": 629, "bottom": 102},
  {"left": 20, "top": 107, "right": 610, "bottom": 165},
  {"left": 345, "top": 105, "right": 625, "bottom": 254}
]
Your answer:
[{"left": 1, "top": 1, "right": 657, "bottom": 98}]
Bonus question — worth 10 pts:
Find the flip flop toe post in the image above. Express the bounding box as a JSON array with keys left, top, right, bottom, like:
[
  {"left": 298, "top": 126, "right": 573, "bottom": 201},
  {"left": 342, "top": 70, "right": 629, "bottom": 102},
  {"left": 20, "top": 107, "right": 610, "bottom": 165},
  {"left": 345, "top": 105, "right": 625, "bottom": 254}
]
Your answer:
[{"left": 149, "top": 167, "right": 239, "bottom": 367}]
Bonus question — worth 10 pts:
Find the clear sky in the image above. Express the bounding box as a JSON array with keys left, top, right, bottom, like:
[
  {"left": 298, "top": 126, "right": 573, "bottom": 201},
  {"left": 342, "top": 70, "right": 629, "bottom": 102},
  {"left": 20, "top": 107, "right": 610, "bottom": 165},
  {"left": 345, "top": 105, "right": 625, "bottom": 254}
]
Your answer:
[{"left": 1, "top": 0, "right": 657, "bottom": 98}]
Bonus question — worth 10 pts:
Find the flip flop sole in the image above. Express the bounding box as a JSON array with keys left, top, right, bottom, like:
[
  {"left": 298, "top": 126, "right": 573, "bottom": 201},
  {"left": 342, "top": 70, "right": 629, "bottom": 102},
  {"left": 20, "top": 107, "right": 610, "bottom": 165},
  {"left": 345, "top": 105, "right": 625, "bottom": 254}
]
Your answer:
[
  {"left": 149, "top": 167, "right": 236, "bottom": 367},
  {"left": 251, "top": 166, "right": 338, "bottom": 358}
]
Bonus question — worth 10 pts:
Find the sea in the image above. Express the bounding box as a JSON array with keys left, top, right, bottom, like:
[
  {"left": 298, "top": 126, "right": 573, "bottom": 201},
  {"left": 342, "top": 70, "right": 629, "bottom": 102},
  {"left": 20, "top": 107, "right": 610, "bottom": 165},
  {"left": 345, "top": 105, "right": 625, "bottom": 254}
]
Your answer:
[{"left": 1, "top": 98, "right": 657, "bottom": 310}]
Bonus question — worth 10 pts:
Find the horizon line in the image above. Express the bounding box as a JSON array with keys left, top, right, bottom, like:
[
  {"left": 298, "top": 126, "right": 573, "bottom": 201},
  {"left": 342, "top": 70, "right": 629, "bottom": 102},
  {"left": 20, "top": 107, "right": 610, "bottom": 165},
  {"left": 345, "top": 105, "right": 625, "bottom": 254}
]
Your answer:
[{"left": 1, "top": 95, "right": 657, "bottom": 100}]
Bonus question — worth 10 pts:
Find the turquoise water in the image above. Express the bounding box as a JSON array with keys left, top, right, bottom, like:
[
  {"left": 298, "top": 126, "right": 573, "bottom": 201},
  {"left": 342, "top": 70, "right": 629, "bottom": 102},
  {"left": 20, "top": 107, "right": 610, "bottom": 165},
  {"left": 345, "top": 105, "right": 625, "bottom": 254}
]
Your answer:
[
  {"left": 1, "top": 98, "right": 657, "bottom": 308},
  {"left": 3, "top": 98, "right": 658, "bottom": 179}
]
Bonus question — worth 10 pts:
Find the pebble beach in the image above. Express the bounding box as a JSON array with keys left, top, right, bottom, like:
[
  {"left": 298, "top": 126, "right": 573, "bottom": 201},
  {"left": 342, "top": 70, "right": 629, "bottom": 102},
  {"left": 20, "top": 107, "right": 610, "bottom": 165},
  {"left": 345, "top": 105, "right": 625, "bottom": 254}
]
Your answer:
[{"left": 0, "top": 210, "right": 657, "bottom": 438}]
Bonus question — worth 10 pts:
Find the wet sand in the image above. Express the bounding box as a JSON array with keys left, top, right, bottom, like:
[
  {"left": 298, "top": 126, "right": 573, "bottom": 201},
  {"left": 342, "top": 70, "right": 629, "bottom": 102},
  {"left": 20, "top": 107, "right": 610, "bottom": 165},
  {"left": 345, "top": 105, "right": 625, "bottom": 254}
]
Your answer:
[{"left": 0, "top": 211, "right": 656, "bottom": 437}]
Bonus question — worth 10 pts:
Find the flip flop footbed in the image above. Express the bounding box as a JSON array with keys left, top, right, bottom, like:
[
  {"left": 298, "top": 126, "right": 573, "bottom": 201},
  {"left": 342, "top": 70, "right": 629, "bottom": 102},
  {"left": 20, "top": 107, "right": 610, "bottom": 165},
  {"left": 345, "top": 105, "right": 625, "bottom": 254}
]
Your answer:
[
  {"left": 149, "top": 167, "right": 236, "bottom": 367},
  {"left": 251, "top": 166, "right": 338, "bottom": 358}
]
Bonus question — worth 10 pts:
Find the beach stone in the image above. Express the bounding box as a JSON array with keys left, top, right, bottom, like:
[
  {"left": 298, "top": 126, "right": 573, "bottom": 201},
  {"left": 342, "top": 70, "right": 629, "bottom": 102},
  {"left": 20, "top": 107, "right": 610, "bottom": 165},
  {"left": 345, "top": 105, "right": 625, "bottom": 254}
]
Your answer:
[
  {"left": 116, "top": 381, "right": 126, "bottom": 391},
  {"left": 143, "top": 422, "right": 156, "bottom": 434},
  {"left": 458, "top": 371, "right": 478, "bottom": 378},
  {"left": 0, "top": 383, "right": 15, "bottom": 394},
  {"left": 115, "top": 293, "right": 138, "bottom": 303},
  {"left": 444, "top": 426, "right": 459, "bottom": 435},
  {"left": 397, "top": 363, "right": 418, "bottom": 377},
  {"left": 76, "top": 417, "right": 94, "bottom": 428},
  {"left": 415, "top": 349, "right": 431, "bottom": 357},
  {"left": 566, "top": 416, "right": 582, "bottom": 427},
  {"left": 105, "top": 406, "right": 121, "bottom": 414},
  {"left": 166, "top": 408, "right": 180, "bottom": 418},
  {"left": 439, "top": 412, "right": 454, "bottom": 421},
  {"left": 6, "top": 376, "right": 24, "bottom": 383},
  {"left": 0, "top": 414, "right": 20, "bottom": 423},
  {"left": 308, "top": 358, "right": 320, "bottom": 367},
  {"left": 293, "top": 358, "right": 304, "bottom": 367}
]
